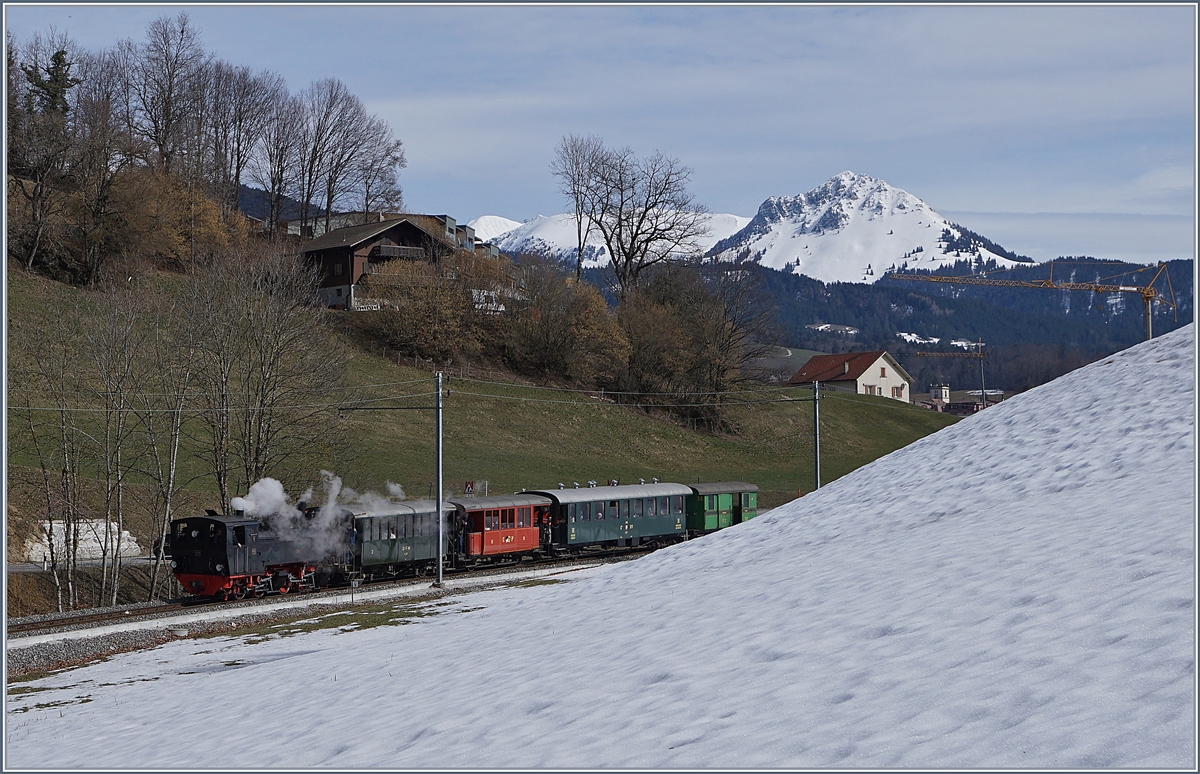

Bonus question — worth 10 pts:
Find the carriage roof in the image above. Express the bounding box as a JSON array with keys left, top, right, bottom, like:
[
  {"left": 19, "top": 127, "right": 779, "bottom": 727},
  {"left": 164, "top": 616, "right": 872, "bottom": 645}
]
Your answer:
[
  {"left": 448, "top": 494, "right": 553, "bottom": 511},
  {"left": 523, "top": 482, "right": 692, "bottom": 505},
  {"left": 689, "top": 481, "right": 759, "bottom": 495}
]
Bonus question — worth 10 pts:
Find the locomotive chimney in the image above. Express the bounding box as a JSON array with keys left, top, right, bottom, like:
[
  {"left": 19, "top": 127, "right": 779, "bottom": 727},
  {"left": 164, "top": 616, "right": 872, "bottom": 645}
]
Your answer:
[{"left": 235, "top": 509, "right": 244, "bottom": 517}]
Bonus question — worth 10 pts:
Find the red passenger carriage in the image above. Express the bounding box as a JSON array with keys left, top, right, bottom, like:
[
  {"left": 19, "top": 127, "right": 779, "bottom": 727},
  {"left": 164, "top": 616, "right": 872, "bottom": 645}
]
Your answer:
[{"left": 451, "top": 494, "right": 552, "bottom": 562}]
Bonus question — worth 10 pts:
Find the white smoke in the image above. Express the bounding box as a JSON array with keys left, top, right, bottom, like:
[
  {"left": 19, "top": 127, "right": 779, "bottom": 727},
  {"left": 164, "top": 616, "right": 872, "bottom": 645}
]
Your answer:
[
  {"left": 231, "top": 473, "right": 413, "bottom": 561},
  {"left": 230, "top": 478, "right": 300, "bottom": 519}
]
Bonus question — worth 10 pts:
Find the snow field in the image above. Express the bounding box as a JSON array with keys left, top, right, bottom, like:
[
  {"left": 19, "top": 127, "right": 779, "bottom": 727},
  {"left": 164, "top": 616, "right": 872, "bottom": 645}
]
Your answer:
[{"left": 4, "top": 325, "right": 1194, "bottom": 769}]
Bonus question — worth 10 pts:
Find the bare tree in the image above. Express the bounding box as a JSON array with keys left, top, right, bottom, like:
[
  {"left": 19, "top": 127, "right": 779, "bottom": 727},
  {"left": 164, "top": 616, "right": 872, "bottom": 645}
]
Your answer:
[
  {"left": 249, "top": 82, "right": 301, "bottom": 236},
  {"left": 68, "top": 47, "right": 139, "bottom": 285},
  {"left": 186, "top": 245, "right": 351, "bottom": 507},
  {"left": 550, "top": 133, "right": 604, "bottom": 280},
  {"left": 317, "top": 93, "right": 371, "bottom": 232},
  {"left": 124, "top": 13, "right": 211, "bottom": 172},
  {"left": 296, "top": 78, "right": 353, "bottom": 235},
  {"left": 353, "top": 115, "right": 407, "bottom": 222},
  {"left": 207, "top": 62, "right": 279, "bottom": 213},
  {"left": 13, "top": 313, "right": 88, "bottom": 610},
  {"left": 135, "top": 288, "right": 200, "bottom": 600},
  {"left": 577, "top": 141, "right": 710, "bottom": 300},
  {"left": 82, "top": 281, "right": 150, "bottom": 605}
]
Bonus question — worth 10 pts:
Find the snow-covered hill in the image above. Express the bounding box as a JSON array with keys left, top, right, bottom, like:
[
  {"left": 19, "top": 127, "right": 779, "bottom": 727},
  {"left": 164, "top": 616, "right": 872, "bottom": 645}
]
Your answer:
[
  {"left": 6, "top": 326, "right": 1193, "bottom": 769},
  {"left": 471, "top": 212, "right": 751, "bottom": 266},
  {"left": 710, "top": 171, "right": 1033, "bottom": 283}
]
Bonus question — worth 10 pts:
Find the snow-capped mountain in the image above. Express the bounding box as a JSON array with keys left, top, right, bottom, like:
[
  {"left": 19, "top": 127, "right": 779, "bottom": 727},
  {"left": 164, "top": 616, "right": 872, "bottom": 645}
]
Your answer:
[
  {"left": 709, "top": 171, "right": 1032, "bottom": 283},
  {"left": 466, "top": 215, "right": 522, "bottom": 243},
  {"left": 469, "top": 212, "right": 752, "bottom": 267},
  {"left": 473, "top": 172, "right": 1033, "bottom": 283}
]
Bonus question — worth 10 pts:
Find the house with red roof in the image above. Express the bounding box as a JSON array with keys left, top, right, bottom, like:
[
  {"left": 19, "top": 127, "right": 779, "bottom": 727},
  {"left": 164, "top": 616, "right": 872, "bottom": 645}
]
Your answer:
[{"left": 788, "top": 350, "right": 914, "bottom": 402}]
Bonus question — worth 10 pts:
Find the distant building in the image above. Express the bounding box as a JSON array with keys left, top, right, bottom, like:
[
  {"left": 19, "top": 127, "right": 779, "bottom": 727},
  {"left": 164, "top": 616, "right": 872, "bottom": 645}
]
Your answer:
[
  {"left": 300, "top": 214, "right": 504, "bottom": 309},
  {"left": 788, "top": 350, "right": 913, "bottom": 402},
  {"left": 919, "top": 385, "right": 1007, "bottom": 413},
  {"left": 806, "top": 322, "right": 860, "bottom": 336}
]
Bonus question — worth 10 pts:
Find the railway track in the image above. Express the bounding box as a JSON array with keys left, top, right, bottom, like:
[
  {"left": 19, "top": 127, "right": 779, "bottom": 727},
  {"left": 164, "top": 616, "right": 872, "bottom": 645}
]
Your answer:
[
  {"left": 7, "top": 546, "right": 654, "bottom": 639},
  {"left": 7, "top": 602, "right": 191, "bottom": 636}
]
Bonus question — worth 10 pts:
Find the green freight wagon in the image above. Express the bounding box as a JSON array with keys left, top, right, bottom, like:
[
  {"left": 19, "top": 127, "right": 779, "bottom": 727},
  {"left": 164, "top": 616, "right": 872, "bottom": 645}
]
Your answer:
[{"left": 686, "top": 482, "right": 759, "bottom": 533}]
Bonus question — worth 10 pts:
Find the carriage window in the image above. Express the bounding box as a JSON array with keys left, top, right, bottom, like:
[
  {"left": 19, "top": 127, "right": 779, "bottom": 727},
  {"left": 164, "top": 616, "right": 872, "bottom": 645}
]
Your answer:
[
  {"left": 581, "top": 503, "right": 591, "bottom": 521},
  {"left": 568, "top": 503, "right": 577, "bottom": 523},
  {"left": 594, "top": 503, "right": 604, "bottom": 521},
  {"left": 632, "top": 499, "right": 643, "bottom": 518},
  {"left": 707, "top": 495, "right": 715, "bottom": 511},
  {"left": 519, "top": 507, "right": 531, "bottom": 527},
  {"left": 388, "top": 518, "right": 397, "bottom": 540},
  {"left": 672, "top": 496, "right": 683, "bottom": 515},
  {"left": 620, "top": 500, "right": 630, "bottom": 519},
  {"left": 502, "top": 509, "right": 515, "bottom": 530},
  {"left": 646, "top": 498, "right": 657, "bottom": 517},
  {"left": 607, "top": 501, "right": 618, "bottom": 520}
]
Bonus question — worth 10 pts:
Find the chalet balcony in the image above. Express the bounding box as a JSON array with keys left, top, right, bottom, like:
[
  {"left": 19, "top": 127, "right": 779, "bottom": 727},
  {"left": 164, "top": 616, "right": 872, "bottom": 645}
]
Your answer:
[{"left": 369, "top": 244, "right": 425, "bottom": 262}]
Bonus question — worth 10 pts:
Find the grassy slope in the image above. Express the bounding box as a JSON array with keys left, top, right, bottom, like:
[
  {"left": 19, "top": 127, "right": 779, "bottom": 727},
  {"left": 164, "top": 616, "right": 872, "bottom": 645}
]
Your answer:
[{"left": 7, "top": 266, "right": 958, "bottom": 521}]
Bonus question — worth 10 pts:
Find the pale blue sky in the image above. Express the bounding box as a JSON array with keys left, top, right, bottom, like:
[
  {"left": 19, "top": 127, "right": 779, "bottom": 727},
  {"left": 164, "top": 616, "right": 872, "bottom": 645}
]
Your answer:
[{"left": 5, "top": 3, "right": 1196, "bottom": 263}]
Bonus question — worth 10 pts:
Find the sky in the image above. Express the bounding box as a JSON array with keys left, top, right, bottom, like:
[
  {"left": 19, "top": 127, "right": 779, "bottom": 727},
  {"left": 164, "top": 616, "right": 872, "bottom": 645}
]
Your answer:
[
  {"left": 6, "top": 323, "right": 1194, "bottom": 768},
  {"left": 4, "top": 3, "right": 1196, "bottom": 263}
]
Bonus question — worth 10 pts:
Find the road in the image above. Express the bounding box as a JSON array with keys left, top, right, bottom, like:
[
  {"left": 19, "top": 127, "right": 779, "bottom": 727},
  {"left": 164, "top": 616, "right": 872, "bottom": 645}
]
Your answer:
[{"left": 7, "top": 555, "right": 160, "bottom": 574}]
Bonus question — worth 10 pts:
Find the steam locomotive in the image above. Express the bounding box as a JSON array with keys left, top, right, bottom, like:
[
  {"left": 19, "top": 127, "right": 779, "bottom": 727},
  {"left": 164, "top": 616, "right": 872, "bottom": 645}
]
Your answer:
[{"left": 168, "top": 480, "right": 759, "bottom": 600}]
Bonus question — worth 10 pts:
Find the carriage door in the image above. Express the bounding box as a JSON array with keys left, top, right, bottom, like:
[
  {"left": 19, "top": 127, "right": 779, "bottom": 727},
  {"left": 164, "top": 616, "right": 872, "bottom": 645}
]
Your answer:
[
  {"left": 733, "top": 494, "right": 743, "bottom": 525},
  {"left": 230, "top": 526, "right": 249, "bottom": 574}
]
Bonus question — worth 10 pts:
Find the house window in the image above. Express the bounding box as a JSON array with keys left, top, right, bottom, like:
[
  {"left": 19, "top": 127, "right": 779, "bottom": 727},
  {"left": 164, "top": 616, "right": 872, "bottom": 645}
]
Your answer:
[
  {"left": 335, "top": 288, "right": 342, "bottom": 297},
  {"left": 333, "top": 262, "right": 344, "bottom": 276},
  {"left": 880, "top": 367, "right": 887, "bottom": 377}
]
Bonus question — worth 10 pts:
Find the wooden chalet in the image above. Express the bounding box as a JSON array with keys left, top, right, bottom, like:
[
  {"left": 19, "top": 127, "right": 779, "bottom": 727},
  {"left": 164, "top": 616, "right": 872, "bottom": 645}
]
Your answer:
[{"left": 301, "top": 216, "right": 464, "bottom": 309}]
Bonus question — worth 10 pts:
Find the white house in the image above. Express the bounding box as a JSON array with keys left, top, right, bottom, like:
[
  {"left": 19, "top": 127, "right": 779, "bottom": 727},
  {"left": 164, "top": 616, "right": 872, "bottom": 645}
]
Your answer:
[{"left": 788, "top": 350, "right": 914, "bottom": 402}]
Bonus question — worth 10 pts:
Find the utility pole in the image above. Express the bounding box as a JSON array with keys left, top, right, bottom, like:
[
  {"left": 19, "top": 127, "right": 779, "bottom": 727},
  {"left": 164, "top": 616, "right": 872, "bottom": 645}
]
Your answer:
[
  {"left": 977, "top": 340, "right": 988, "bottom": 408},
  {"left": 434, "top": 372, "right": 444, "bottom": 589},
  {"left": 813, "top": 380, "right": 821, "bottom": 490}
]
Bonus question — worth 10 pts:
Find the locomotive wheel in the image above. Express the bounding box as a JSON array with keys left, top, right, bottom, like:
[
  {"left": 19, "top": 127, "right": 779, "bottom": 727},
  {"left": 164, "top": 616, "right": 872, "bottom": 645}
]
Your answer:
[
  {"left": 278, "top": 583, "right": 289, "bottom": 594},
  {"left": 234, "top": 587, "right": 248, "bottom": 600},
  {"left": 252, "top": 586, "right": 265, "bottom": 599}
]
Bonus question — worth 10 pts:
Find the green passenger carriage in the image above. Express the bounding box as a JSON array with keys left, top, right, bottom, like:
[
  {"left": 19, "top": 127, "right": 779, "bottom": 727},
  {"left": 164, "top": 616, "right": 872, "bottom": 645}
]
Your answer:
[
  {"left": 686, "top": 482, "right": 759, "bottom": 533},
  {"left": 524, "top": 482, "right": 692, "bottom": 550},
  {"left": 354, "top": 500, "right": 452, "bottom": 575}
]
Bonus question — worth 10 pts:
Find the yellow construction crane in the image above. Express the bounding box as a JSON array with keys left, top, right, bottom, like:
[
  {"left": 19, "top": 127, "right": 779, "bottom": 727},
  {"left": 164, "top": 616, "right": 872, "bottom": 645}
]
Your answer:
[{"left": 887, "top": 261, "right": 1178, "bottom": 340}]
